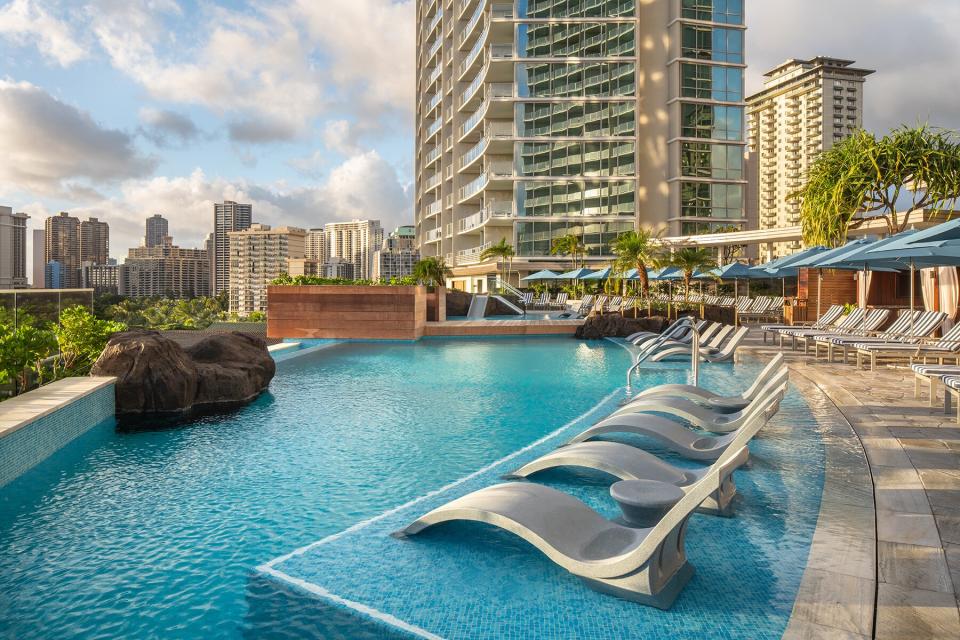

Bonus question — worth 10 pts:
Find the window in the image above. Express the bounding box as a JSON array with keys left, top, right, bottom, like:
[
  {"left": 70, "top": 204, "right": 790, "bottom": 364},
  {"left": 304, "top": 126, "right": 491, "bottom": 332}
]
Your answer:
[
  {"left": 516, "top": 22, "right": 635, "bottom": 57},
  {"left": 681, "top": 221, "right": 743, "bottom": 235},
  {"left": 516, "top": 101, "right": 635, "bottom": 137},
  {"left": 681, "top": 0, "right": 744, "bottom": 24},
  {"left": 518, "top": 141, "right": 636, "bottom": 177},
  {"left": 517, "top": 62, "right": 636, "bottom": 98},
  {"left": 681, "top": 25, "right": 743, "bottom": 63},
  {"left": 516, "top": 219, "right": 635, "bottom": 257},
  {"left": 681, "top": 103, "right": 743, "bottom": 141},
  {"left": 680, "top": 182, "right": 744, "bottom": 219},
  {"left": 680, "top": 63, "right": 743, "bottom": 101},
  {"left": 517, "top": 0, "right": 636, "bottom": 19},
  {"left": 516, "top": 180, "right": 636, "bottom": 218},
  {"left": 680, "top": 143, "right": 743, "bottom": 179}
]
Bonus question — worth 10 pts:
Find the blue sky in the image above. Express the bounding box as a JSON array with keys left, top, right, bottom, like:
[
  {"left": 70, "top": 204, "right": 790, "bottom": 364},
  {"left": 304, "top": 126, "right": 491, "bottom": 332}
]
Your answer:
[{"left": 1, "top": 0, "right": 959, "bottom": 260}]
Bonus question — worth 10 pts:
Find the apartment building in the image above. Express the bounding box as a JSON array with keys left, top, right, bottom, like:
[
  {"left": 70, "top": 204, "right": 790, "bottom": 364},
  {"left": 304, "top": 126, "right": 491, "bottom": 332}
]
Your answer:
[
  {"left": 212, "top": 201, "right": 252, "bottom": 295},
  {"left": 414, "top": 0, "right": 747, "bottom": 290},
  {"left": 228, "top": 224, "right": 306, "bottom": 314},
  {"left": 45, "top": 212, "right": 81, "bottom": 288},
  {"left": 0, "top": 206, "right": 29, "bottom": 288},
  {"left": 305, "top": 228, "right": 328, "bottom": 263},
  {"left": 145, "top": 214, "right": 169, "bottom": 248},
  {"left": 79, "top": 217, "right": 110, "bottom": 265},
  {"left": 373, "top": 225, "right": 420, "bottom": 280},
  {"left": 746, "top": 57, "right": 873, "bottom": 259},
  {"left": 81, "top": 262, "right": 120, "bottom": 295},
  {"left": 120, "top": 239, "right": 210, "bottom": 298},
  {"left": 31, "top": 229, "right": 44, "bottom": 288},
  {"left": 324, "top": 220, "right": 384, "bottom": 281}
]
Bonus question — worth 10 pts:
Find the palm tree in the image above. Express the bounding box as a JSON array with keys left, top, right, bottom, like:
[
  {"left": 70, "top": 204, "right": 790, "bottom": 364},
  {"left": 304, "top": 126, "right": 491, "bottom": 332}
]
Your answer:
[
  {"left": 669, "top": 248, "right": 716, "bottom": 301},
  {"left": 481, "top": 238, "right": 515, "bottom": 289},
  {"left": 609, "top": 229, "right": 663, "bottom": 298},
  {"left": 550, "top": 234, "right": 585, "bottom": 271},
  {"left": 413, "top": 257, "right": 453, "bottom": 287}
]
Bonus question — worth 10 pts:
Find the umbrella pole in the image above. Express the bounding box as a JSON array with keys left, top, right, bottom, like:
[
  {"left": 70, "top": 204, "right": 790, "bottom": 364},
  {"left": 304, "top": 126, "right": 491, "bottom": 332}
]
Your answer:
[
  {"left": 817, "top": 269, "right": 822, "bottom": 320},
  {"left": 862, "top": 266, "right": 868, "bottom": 333},
  {"left": 910, "top": 259, "right": 916, "bottom": 332}
]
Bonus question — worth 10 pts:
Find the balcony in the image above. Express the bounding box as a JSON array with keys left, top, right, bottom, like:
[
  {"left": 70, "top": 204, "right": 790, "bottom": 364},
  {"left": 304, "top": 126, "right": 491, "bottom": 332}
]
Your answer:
[
  {"left": 457, "top": 240, "right": 494, "bottom": 265},
  {"left": 458, "top": 203, "right": 515, "bottom": 233},
  {"left": 459, "top": 0, "right": 486, "bottom": 47},
  {"left": 423, "top": 200, "right": 442, "bottom": 218},
  {"left": 426, "top": 227, "right": 443, "bottom": 243},
  {"left": 424, "top": 146, "right": 441, "bottom": 167},
  {"left": 459, "top": 138, "right": 488, "bottom": 170},
  {"left": 424, "top": 173, "right": 442, "bottom": 191},
  {"left": 458, "top": 173, "right": 488, "bottom": 202},
  {"left": 426, "top": 118, "right": 442, "bottom": 138},
  {"left": 425, "top": 8, "right": 443, "bottom": 35},
  {"left": 485, "top": 121, "right": 512, "bottom": 138}
]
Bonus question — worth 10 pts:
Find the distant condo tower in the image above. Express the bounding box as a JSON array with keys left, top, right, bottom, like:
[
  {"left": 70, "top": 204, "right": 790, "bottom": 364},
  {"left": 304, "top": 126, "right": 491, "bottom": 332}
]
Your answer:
[
  {"left": 0, "top": 206, "right": 29, "bottom": 288},
  {"left": 212, "top": 201, "right": 252, "bottom": 295},
  {"left": 80, "top": 217, "right": 110, "bottom": 266},
  {"left": 414, "top": 0, "right": 747, "bottom": 291},
  {"left": 45, "top": 212, "right": 81, "bottom": 288},
  {"left": 145, "top": 214, "right": 169, "bottom": 248},
  {"left": 746, "top": 57, "right": 874, "bottom": 259}
]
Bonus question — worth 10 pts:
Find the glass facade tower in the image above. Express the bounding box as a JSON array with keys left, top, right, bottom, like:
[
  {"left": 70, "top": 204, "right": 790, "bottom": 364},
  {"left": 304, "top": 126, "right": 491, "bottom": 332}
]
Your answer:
[{"left": 415, "top": 0, "right": 746, "bottom": 290}]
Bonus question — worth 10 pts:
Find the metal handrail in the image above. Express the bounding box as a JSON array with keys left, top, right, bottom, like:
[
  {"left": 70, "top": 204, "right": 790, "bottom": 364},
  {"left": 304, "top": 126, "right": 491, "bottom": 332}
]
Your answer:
[{"left": 626, "top": 316, "right": 698, "bottom": 390}]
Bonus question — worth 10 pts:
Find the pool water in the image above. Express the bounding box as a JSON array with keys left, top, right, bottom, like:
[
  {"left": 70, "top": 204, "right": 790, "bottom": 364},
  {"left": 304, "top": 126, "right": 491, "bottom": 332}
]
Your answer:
[
  {"left": 446, "top": 313, "right": 571, "bottom": 321},
  {"left": 0, "top": 338, "right": 825, "bottom": 639},
  {"left": 1, "top": 338, "right": 639, "bottom": 639}
]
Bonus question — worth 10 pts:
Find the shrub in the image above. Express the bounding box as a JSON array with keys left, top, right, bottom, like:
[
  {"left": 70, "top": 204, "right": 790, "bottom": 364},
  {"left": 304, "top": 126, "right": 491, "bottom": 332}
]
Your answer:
[{"left": 54, "top": 306, "right": 126, "bottom": 375}]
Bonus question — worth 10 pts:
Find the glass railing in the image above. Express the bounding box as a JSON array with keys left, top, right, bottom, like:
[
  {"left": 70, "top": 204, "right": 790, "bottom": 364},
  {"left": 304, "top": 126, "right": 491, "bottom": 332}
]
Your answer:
[
  {"left": 459, "top": 0, "right": 486, "bottom": 46},
  {"left": 424, "top": 200, "right": 442, "bottom": 217},
  {"left": 425, "top": 8, "right": 443, "bottom": 34},
  {"left": 425, "top": 173, "right": 442, "bottom": 190},
  {"left": 460, "top": 72, "right": 484, "bottom": 106},
  {"left": 459, "top": 100, "right": 488, "bottom": 137},
  {"left": 424, "top": 146, "right": 441, "bottom": 165},
  {"left": 426, "top": 227, "right": 443, "bottom": 242},
  {"left": 459, "top": 25, "right": 489, "bottom": 76},
  {"left": 426, "top": 93, "right": 441, "bottom": 112},
  {"left": 426, "top": 118, "right": 442, "bottom": 137},
  {"left": 459, "top": 138, "right": 487, "bottom": 168},
  {"left": 459, "top": 174, "right": 488, "bottom": 200}
]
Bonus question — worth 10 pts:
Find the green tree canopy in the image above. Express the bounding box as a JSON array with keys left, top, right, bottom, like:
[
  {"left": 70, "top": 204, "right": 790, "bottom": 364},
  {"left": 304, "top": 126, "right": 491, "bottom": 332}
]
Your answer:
[
  {"left": 791, "top": 126, "right": 960, "bottom": 247},
  {"left": 609, "top": 229, "right": 664, "bottom": 297},
  {"left": 480, "top": 238, "right": 515, "bottom": 287},
  {"left": 550, "top": 234, "right": 586, "bottom": 270},
  {"left": 412, "top": 257, "right": 453, "bottom": 287},
  {"left": 669, "top": 248, "right": 716, "bottom": 301}
]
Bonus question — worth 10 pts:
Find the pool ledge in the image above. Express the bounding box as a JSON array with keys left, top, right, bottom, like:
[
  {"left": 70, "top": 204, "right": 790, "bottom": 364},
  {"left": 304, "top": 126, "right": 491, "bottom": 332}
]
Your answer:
[
  {"left": 780, "top": 369, "right": 878, "bottom": 639},
  {"left": 0, "top": 377, "right": 116, "bottom": 440}
]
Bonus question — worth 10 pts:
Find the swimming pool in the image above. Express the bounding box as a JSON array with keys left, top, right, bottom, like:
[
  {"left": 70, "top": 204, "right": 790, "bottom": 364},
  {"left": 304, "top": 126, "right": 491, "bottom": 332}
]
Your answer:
[
  {"left": 447, "top": 312, "right": 572, "bottom": 321},
  {"left": 0, "top": 338, "right": 824, "bottom": 639}
]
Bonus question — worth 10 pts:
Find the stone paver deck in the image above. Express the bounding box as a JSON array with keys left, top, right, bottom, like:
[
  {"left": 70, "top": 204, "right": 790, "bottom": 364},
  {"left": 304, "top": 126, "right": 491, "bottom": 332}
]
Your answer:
[{"left": 742, "top": 331, "right": 960, "bottom": 639}]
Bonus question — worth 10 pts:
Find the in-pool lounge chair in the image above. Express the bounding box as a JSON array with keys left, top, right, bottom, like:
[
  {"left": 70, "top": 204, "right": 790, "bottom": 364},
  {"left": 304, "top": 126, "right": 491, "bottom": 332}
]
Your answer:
[
  {"left": 565, "top": 295, "right": 594, "bottom": 318},
  {"left": 812, "top": 310, "right": 921, "bottom": 363},
  {"left": 636, "top": 322, "right": 724, "bottom": 351},
  {"left": 566, "top": 390, "right": 784, "bottom": 461},
  {"left": 649, "top": 326, "right": 749, "bottom": 363},
  {"left": 395, "top": 451, "right": 744, "bottom": 608},
  {"left": 761, "top": 305, "right": 844, "bottom": 344},
  {"left": 854, "top": 314, "right": 955, "bottom": 370},
  {"left": 626, "top": 319, "right": 706, "bottom": 346},
  {"left": 635, "top": 353, "right": 786, "bottom": 411}
]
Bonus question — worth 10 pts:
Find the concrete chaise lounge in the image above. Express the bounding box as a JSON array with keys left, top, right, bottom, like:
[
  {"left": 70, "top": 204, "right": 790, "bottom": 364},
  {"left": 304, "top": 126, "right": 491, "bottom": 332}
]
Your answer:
[
  {"left": 642, "top": 323, "right": 731, "bottom": 354},
  {"left": 395, "top": 452, "right": 744, "bottom": 608},
  {"left": 625, "top": 319, "right": 706, "bottom": 346},
  {"left": 566, "top": 390, "right": 786, "bottom": 461},
  {"left": 853, "top": 312, "right": 950, "bottom": 370},
  {"left": 797, "top": 308, "right": 891, "bottom": 356},
  {"left": 607, "top": 371, "right": 787, "bottom": 433},
  {"left": 634, "top": 353, "right": 786, "bottom": 411},
  {"left": 812, "top": 310, "right": 922, "bottom": 363},
  {"left": 760, "top": 304, "right": 844, "bottom": 344},
  {"left": 631, "top": 321, "right": 716, "bottom": 349},
  {"left": 649, "top": 326, "right": 749, "bottom": 363}
]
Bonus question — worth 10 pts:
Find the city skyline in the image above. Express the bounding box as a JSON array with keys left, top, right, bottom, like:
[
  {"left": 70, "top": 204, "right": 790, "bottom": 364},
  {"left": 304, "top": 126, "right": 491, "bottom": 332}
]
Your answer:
[{"left": 1, "top": 0, "right": 959, "bottom": 265}]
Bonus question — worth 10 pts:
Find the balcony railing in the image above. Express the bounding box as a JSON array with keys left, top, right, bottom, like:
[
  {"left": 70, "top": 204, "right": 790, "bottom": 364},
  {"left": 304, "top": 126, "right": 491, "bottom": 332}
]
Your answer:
[
  {"left": 424, "top": 200, "right": 442, "bottom": 217},
  {"left": 426, "top": 227, "right": 443, "bottom": 242},
  {"left": 459, "top": 173, "right": 488, "bottom": 201},
  {"left": 425, "top": 8, "right": 443, "bottom": 35},
  {"left": 457, "top": 241, "right": 494, "bottom": 265},
  {"left": 426, "top": 118, "right": 442, "bottom": 138},
  {"left": 459, "top": 138, "right": 487, "bottom": 169}
]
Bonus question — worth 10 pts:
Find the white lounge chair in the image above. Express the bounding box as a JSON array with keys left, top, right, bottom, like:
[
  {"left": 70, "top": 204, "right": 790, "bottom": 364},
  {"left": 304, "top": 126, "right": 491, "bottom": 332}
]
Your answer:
[
  {"left": 813, "top": 310, "right": 921, "bottom": 363},
  {"left": 636, "top": 322, "right": 724, "bottom": 351},
  {"left": 649, "top": 326, "right": 749, "bottom": 363},
  {"left": 635, "top": 353, "right": 786, "bottom": 412},
  {"left": 853, "top": 312, "right": 949, "bottom": 370},
  {"left": 396, "top": 450, "right": 744, "bottom": 608},
  {"left": 797, "top": 308, "right": 891, "bottom": 356}
]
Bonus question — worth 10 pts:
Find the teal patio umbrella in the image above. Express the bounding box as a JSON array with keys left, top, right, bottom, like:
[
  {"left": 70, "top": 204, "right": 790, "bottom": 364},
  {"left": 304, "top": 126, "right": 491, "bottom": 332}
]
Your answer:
[
  {"left": 521, "top": 269, "right": 559, "bottom": 282},
  {"left": 581, "top": 267, "right": 612, "bottom": 281}
]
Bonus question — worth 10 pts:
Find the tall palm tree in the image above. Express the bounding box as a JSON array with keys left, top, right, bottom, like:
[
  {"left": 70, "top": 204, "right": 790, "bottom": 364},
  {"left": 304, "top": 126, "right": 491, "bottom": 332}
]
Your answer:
[
  {"left": 481, "top": 238, "right": 515, "bottom": 288},
  {"left": 609, "top": 229, "right": 663, "bottom": 298},
  {"left": 550, "top": 234, "right": 585, "bottom": 271},
  {"left": 413, "top": 257, "right": 453, "bottom": 287},
  {"left": 669, "top": 248, "right": 716, "bottom": 301}
]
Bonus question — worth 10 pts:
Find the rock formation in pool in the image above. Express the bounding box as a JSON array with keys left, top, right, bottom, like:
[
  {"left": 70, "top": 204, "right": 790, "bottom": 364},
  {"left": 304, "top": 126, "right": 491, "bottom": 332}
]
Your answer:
[
  {"left": 90, "top": 330, "right": 276, "bottom": 424},
  {"left": 576, "top": 314, "right": 669, "bottom": 340}
]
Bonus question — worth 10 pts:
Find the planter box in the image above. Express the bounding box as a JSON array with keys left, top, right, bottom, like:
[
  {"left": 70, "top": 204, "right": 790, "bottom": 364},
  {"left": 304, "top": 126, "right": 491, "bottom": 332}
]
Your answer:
[{"left": 267, "top": 285, "right": 428, "bottom": 340}]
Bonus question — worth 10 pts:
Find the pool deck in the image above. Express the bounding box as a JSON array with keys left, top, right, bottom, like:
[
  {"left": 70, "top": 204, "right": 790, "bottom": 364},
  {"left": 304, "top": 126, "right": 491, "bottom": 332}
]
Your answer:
[
  {"left": 423, "top": 318, "right": 584, "bottom": 337},
  {"left": 740, "top": 332, "right": 960, "bottom": 638}
]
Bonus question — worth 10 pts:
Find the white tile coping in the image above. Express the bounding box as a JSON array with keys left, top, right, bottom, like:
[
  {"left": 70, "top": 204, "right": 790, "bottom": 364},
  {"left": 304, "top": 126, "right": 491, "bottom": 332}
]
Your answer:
[
  {"left": 0, "top": 377, "right": 116, "bottom": 440},
  {"left": 267, "top": 342, "right": 302, "bottom": 353}
]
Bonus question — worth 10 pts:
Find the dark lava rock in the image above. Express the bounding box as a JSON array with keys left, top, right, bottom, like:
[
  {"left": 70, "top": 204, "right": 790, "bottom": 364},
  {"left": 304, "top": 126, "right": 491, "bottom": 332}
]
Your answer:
[
  {"left": 91, "top": 330, "right": 274, "bottom": 424},
  {"left": 576, "top": 314, "right": 670, "bottom": 340},
  {"left": 446, "top": 289, "right": 472, "bottom": 316}
]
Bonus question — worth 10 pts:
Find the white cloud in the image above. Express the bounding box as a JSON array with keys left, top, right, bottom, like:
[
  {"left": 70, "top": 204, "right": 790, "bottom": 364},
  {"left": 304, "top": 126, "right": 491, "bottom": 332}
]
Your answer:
[
  {"left": 0, "top": 0, "right": 86, "bottom": 66},
  {"left": 138, "top": 107, "right": 202, "bottom": 146},
  {"left": 0, "top": 80, "right": 156, "bottom": 196},
  {"left": 322, "top": 119, "right": 363, "bottom": 156},
  {"left": 57, "top": 151, "right": 412, "bottom": 258}
]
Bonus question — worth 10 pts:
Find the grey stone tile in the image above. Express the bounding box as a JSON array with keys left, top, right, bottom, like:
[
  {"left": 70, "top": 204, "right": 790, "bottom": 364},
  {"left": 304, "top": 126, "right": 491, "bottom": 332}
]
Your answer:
[
  {"left": 876, "top": 583, "right": 960, "bottom": 639},
  {"left": 790, "top": 568, "right": 874, "bottom": 637},
  {"left": 878, "top": 541, "right": 954, "bottom": 593},
  {"left": 877, "top": 511, "right": 941, "bottom": 547},
  {"left": 807, "top": 528, "right": 875, "bottom": 580},
  {"left": 781, "top": 619, "right": 869, "bottom": 640},
  {"left": 937, "top": 514, "right": 960, "bottom": 546}
]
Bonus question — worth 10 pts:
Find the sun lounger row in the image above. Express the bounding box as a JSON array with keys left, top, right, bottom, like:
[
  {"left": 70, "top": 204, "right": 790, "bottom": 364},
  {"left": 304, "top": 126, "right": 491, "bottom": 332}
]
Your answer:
[
  {"left": 626, "top": 321, "right": 749, "bottom": 363},
  {"left": 396, "top": 355, "right": 789, "bottom": 608},
  {"left": 521, "top": 292, "right": 569, "bottom": 310}
]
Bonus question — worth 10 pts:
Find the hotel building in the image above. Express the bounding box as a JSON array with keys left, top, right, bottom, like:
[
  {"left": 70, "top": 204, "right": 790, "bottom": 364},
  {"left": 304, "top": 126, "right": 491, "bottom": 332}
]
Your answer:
[
  {"left": 44, "top": 212, "right": 81, "bottom": 288},
  {"left": 212, "top": 201, "right": 253, "bottom": 296},
  {"left": 228, "top": 224, "right": 306, "bottom": 315},
  {"left": 414, "top": 0, "right": 747, "bottom": 290},
  {"left": 0, "top": 206, "right": 29, "bottom": 288},
  {"left": 374, "top": 225, "right": 421, "bottom": 280},
  {"left": 145, "top": 214, "right": 169, "bottom": 248},
  {"left": 120, "top": 239, "right": 210, "bottom": 298},
  {"left": 324, "top": 220, "right": 384, "bottom": 281},
  {"left": 79, "top": 217, "right": 110, "bottom": 266},
  {"left": 746, "top": 57, "right": 873, "bottom": 259}
]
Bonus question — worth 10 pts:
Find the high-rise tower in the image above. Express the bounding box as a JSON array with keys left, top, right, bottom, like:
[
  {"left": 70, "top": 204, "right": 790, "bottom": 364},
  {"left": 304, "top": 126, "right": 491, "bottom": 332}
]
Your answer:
[
  {"left": 212, "top": 201, "right": 252, "bottom": 295},
  {"left": 145, "top": 214, "right": 169, "bottom": 248},
  {"left": 414, "top": 0, "right": 746, "bottom": 291},
  {"left": 746, "top": 57, "right": 873, "bottom": 259},
  {"left": 45, "top": 212, "right": 81, "bottom": 288}
]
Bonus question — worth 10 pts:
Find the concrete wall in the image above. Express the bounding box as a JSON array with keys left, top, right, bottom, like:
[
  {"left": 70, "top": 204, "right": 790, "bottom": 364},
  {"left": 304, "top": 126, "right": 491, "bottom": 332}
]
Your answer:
[{"left": 267, "top": 285, "right": 428, "bottom": 340}]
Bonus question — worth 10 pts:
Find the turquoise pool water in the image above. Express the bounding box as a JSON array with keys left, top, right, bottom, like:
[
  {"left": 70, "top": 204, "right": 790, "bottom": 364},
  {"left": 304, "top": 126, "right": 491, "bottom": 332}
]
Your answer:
[{"left": 0, "top": 338, "right": 825, "bottom": 639}]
